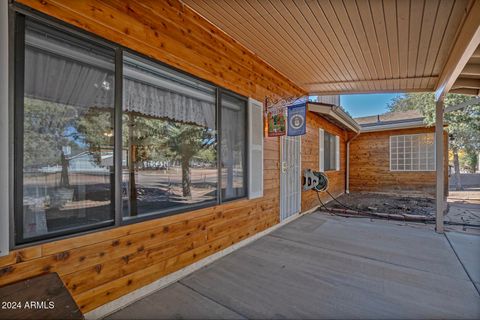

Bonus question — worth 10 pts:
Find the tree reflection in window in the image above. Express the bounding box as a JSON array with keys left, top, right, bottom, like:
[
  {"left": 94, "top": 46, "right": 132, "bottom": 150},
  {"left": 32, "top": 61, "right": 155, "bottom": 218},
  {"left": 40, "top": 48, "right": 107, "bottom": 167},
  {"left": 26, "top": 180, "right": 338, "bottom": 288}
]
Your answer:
[
  {"left": 122, "top": 53, "right": 217, "bottom": 218},
  {"left": 20, "top": 18, "right": 116, "bottom": 242},
  {"left": 23, "top": 98, "right": 114, "bottom": 239}
]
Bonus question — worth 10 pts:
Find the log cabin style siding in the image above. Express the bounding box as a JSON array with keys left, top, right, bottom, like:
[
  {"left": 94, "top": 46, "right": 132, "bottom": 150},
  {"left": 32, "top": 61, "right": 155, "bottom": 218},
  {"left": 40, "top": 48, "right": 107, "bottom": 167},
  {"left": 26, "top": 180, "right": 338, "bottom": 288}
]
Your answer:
[
  {"left": 0, "top": 0, "right": 350, "bottom": 314},
  {"left": 349, "top": 127, "right": 448, "bottom": 197}
]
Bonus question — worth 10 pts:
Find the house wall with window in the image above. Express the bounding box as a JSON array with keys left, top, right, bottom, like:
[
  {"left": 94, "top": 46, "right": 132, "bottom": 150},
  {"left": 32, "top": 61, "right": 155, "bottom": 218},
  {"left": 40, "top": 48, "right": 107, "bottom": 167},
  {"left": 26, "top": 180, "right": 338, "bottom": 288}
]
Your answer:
[
  {"left": 301, "top": 111, "right": 347, "bottom": 211},
  {"left": 0, "top": 0, "right": 311, "bottom": 314},
  {"left": 349, "top": 127, "right": 448, "bottom": 197}
]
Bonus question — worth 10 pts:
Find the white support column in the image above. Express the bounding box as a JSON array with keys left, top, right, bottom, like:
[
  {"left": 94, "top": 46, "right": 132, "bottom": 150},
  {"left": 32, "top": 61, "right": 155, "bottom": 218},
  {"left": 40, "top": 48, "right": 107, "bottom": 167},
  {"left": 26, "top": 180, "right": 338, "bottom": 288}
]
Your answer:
[
  {"left": 435, "top": 96, "right": 445, "bottom": 233},
  {"left": 0, "top": 0, "right": 9, "bottom": 256}
]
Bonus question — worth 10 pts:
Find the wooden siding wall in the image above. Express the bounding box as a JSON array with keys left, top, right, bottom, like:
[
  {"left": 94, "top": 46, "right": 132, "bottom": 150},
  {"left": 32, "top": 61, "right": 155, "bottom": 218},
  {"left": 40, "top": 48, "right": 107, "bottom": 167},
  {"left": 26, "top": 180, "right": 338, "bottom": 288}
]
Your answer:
[
  {"left": 349, "top": 127, "right": 449, "bottom": 197},
  {"left": 301, "top": 111, "right": 347, "bottom": 211},
  {"left": 16, "top": 0, "right": 304, "bottom": 101},
  {"left": 1, "top": 0, "right": 307, "bottom": 313}
]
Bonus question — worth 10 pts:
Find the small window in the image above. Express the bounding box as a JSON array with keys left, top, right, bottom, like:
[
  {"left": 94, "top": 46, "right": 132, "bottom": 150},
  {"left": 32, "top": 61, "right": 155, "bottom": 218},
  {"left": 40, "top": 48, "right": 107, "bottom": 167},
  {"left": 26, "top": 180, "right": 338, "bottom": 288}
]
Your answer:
[
  {"left": 321, "top": 131, "right": 339, "bottom": 171},
  {"left": 390, "top": 133, "right": 435, "bottom": 171}
]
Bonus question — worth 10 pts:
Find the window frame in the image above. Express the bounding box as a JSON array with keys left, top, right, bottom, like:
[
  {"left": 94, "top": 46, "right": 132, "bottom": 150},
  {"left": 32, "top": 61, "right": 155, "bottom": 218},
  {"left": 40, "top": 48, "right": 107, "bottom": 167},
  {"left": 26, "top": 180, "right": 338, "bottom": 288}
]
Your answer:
[
  {"left": 120, "top": 50, "right": 221, "bottom": 223},
  {"left": 218, "top": 88, "right": 249, "bottom": 204},
  {"left": 11, "top": 9, "right": 249, "bottom": 247},
  {"left": 389, "top": 133, "right": 436, "bottom": 172},
  {"left": 13, "top": 14, "right": 119, "bottom": 245},
  {"left": 323, "top": 131, "right": 339, "bottom": 172}
]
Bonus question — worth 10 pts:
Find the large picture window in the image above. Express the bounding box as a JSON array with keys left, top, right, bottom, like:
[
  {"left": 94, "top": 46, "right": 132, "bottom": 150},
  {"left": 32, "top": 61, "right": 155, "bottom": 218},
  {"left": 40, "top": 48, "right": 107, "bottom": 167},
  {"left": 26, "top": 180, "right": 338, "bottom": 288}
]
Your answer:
[
  {"left": 14, "top": 17, "right": 248, "bottom": 244},
  {"left": 390, "top": 133, "right": 435, "bottom": 171},
  {"left": 17, "top": 18, "right": 116, "bottom": 243},
  {"left": 122, "top": 53, "right": 217, "bottom": 219}
]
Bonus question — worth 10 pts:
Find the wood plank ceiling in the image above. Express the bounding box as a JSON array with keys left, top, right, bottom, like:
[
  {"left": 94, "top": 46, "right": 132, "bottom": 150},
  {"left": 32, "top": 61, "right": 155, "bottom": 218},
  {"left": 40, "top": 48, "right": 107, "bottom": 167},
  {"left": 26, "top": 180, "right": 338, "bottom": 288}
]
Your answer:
[
  {"left": 181, "top": 0, "right": 476, "bottom": 95},
  {"left": 451, "top": 45, "right": 480, "bottom": 95}
]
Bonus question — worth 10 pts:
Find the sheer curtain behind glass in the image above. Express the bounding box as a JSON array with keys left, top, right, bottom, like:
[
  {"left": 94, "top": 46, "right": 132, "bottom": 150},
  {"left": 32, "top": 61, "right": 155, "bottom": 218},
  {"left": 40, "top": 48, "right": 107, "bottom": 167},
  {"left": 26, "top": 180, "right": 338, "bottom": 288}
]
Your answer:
[
  {"left": 221, "top": 93, "right": 247, "bottom": 200},
  {"left": 122, "top": 53, "right": 217, "bottom": 219},
  {"left": 21, "top": 19, "right": 115, "bottom": 241}
]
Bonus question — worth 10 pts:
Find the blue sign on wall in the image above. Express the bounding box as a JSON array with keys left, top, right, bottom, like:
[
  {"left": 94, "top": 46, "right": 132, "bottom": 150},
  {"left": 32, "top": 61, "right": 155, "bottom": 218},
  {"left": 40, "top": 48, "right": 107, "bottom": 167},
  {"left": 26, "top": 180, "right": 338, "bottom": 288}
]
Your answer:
[{"left": 287, "top": 102, "right": 307, "bottom": 136}]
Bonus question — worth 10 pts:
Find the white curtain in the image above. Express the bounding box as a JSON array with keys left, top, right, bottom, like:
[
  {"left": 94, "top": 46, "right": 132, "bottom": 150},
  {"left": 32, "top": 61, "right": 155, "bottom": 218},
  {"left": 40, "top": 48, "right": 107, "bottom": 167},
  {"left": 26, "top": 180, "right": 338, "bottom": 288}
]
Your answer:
[
  {"left": 123, "top": 78, "right": 215, "bottom": 128},
  {"left": 24, "top": 48, "right": 114, "bottom": 110},
  {"left": 25, "top": 46, "right": 215, "bottom": 128}
]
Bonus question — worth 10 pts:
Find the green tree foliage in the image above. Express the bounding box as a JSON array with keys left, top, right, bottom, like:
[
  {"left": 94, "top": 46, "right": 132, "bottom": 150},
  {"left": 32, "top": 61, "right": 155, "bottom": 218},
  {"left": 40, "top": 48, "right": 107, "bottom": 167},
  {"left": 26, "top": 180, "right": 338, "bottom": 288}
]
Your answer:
[
  {"left": 25, "top": 99, "right": 115, "bottom": 187},
  {"left": 24, "top": 98, "right": 115, "bottom": 167},
  {"left": 24, "top": 98, "right": 78, "bottom": 168},
  {"left": 164, "top": 123, "right": 215, "bottom": 197},
  {"left": 25, "top": 97, "right": 215, "bottom": 198},
  {"left": 77, "top": 109, "right": 114, "bottom": 164},
  {"left": 387, "top": 93, "right": 436, "bottom": 114},
  {"left": 123, "top": 113, "right": 172, "bottom": 167},
  {"left": 460, "top": 150, "right": 479, "bottom": 173},
  {"left": 124, "top": 114, "right": 215, "bottom": 198}
]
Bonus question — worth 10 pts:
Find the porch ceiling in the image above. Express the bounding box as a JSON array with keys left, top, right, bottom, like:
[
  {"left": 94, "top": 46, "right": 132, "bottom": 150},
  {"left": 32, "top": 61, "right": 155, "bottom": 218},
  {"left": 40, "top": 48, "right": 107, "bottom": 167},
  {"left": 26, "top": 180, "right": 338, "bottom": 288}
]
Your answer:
[
  {"left": 450, "top": 45, "right": 480, "bottom": 95},
  {"left": 182, "top": 0, "right": 479, "bottom": 95}
]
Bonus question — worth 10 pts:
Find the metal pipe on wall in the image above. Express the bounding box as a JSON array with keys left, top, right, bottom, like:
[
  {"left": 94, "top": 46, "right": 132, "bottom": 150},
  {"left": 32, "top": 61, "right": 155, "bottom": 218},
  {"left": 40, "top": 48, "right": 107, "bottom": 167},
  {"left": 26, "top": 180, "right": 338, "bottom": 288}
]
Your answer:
[{"left": 345, "top": 132, "right": 360, "bottom": 194}]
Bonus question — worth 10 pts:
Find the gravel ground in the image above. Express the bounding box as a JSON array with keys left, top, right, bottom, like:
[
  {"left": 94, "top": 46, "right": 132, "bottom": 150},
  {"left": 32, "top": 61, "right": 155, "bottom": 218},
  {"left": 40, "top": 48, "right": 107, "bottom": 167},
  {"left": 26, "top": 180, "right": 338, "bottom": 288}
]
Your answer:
[
  {"left": 322, "top": 190, "right": 480, "bottom": 234},
  {"left": 445, "top": 187, "right": 480, "bottom": 234},
  {"left": 326, "top": 192, "right": 436, "bottom": 216}
]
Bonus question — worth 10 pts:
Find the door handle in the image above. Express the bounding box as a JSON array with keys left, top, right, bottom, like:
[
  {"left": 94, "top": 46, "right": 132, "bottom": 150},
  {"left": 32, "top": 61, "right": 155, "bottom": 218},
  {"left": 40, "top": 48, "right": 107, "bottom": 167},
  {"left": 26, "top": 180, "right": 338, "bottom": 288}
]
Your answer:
[{"left": 281, "top": 161, "right": 288, "bottom": 173}]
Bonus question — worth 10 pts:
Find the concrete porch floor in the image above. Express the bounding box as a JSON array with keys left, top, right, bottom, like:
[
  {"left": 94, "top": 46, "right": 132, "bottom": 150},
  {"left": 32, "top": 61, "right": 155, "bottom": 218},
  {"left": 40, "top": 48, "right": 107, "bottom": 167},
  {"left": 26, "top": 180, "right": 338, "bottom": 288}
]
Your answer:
[{"left": 107, "top": 213, "right": 480, "bottom": 319}]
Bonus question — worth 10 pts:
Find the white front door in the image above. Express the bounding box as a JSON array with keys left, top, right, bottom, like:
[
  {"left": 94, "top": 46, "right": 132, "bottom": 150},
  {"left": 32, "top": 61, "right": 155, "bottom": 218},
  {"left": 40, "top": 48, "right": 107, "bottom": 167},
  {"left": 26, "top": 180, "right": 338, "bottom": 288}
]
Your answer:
[{"left": 280, "top": 136, "right": 302, "bottom": 221}]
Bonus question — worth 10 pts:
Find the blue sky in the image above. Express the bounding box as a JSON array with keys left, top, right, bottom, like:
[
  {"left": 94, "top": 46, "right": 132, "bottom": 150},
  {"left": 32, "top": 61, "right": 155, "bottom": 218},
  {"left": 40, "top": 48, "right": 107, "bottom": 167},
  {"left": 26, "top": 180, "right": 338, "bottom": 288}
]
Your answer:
[{"left": 340, "top": 93, "right": 404, "bottom": 118}]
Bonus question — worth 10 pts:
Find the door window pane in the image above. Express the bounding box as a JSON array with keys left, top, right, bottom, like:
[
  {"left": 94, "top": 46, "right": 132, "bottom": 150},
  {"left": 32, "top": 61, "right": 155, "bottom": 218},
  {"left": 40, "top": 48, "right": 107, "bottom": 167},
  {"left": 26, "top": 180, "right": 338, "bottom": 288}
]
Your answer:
[
  {"left": 20, "top": 19, "right": 115, "bottom": 241},
  {"left": 122, "top": 53, "right": 217, "bottom": 218},
  {"left": 221, "top": 93, "right": 247, "bottom": 200}
]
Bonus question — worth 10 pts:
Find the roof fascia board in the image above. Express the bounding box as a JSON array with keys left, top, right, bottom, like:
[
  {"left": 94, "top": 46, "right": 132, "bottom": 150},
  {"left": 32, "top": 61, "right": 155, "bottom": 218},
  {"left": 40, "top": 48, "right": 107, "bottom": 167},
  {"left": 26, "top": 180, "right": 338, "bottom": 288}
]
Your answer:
[
  {"left": 359, "top": 120, "right": 428, "bottom": 133},
  {"left": 307, "top": 102, "right": 360, "bottom": 132}
]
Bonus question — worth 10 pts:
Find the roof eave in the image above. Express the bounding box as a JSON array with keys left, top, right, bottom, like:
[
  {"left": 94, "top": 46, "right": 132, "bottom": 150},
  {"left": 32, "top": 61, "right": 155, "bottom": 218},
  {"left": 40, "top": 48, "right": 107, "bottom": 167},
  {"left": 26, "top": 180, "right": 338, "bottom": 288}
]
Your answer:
[
  {"left": 359, "top": 120, "right": 429, "bottom": 133},
  {"left": 307, "top": 102, "right": 361, "bottom": 133}
]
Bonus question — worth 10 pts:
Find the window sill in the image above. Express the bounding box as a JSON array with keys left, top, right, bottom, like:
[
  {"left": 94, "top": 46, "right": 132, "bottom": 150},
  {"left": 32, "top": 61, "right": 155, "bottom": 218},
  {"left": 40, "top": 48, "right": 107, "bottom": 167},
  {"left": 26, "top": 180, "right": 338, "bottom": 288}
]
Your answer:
[
  {"left": 121, "top": 200, "right": 218, "bottom": 225},
  {"left": 389, "top": 170, "right": 436, "bottom": 172},
  {"left": 221, "top": 195, "right": 248, "bottom": 203},
  {"left": 13, "top": 220, "right": 115, "bottom": 250}
]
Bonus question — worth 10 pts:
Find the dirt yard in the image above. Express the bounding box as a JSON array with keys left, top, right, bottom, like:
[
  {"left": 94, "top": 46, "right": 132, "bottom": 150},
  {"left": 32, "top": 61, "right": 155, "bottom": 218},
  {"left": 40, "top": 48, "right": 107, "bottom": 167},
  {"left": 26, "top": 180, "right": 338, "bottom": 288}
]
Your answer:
[
  {"left": 322, "top": 190, "right": 480, "bottom": 234},
  {"left": 325, "top": 192, "right": 436, "bottom": 217},
  {"left": 446, "top": 187, "right": 480, "bottom": 234}
]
